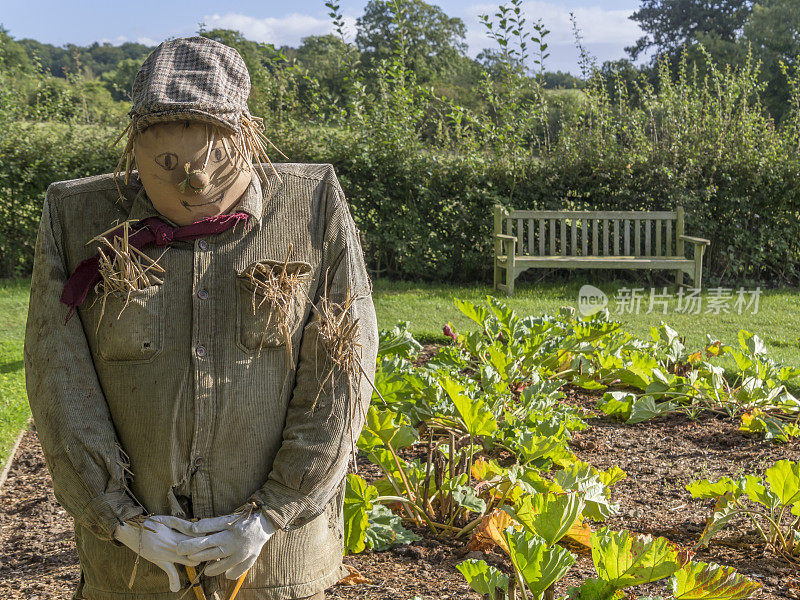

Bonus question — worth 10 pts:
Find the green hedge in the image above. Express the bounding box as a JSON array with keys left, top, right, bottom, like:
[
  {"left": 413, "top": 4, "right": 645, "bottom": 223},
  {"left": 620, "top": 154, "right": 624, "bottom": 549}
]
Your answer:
[
  {"left": 0, "top": 122, "right": 120, "bottom": 276},
  {"left": 2, "top": 116, "right": 799, "bottom": 285}
]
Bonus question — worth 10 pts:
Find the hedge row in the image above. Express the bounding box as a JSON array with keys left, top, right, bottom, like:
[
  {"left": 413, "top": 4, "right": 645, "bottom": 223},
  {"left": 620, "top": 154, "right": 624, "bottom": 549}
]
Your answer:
[{"left": 1, "top": 119, "right": 799, "bottom": 285}]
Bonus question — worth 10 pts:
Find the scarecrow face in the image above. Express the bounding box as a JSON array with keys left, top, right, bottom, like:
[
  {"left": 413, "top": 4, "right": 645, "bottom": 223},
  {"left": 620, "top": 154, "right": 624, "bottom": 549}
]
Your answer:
[{"left": 134, "top": 121, "right": 253, "bottom": 225}]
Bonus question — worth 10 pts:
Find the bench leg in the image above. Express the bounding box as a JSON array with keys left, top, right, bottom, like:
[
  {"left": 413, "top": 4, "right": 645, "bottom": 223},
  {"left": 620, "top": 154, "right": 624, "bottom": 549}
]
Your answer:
[
  {"left": 675, "top": 269, "right": 683, "bottom": 289},
  {"left": 506, "top": 267, "right": 515, "bottom": 296},
  {"left": 693, "top": 244, "right": 705, "bottom": 290}
]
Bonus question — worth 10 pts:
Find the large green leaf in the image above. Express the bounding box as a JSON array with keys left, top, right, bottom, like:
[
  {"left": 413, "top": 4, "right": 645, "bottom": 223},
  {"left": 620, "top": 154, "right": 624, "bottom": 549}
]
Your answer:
[
  {"left": 765, "top": 460, "right": 800, "bottom": 508},
  {"left": 378, "top": 321, "right": 422, "bottom": 358},
  {"left": 451, "top": 484, "right": 487, "bottom": 514},
  {"left": 457, "top": 559, "right": 509, "bottom": 598},
  {"left": 671, "top": 561, "right": 761, "bottom": 599},
  {"left": 455, "top": 298, "right": 490, "bottom": 327},
  {"left": 517, "top": 432, "right": 569, "bottom": 465},
  {"left": 627, "top": 396, "right": 676, "bottom": 424},
  {"left": 505, "top": 529, "right": 576, "bottom": 595},
  {"left": 364, "top": 504, "right": 420, "bottom": 551},
  {"left": 685, "top": 478, "right": 741, "bottom": 500},
  {"left": 617, "top": 352, "right": 659, "bottom": 389},
  {"left": 440, "top": 374, "right": 497, "bottom": 436},
  {"left": 358, "top": 405, "right": 418, "bottom": 452},
  {"left": 598, "top": 391, "right": 635, "bottom": 421},
  {"left": 742, "top": 475, "right": 780, "bottom": 510},
  {"left": 555, "top": 462, "right": 618, "bottom": 521},
  {"left": 344, "top": 474, "right": 378, "bottom": 554},
  {"left": 591, "top": 528, "right": 687, "bottom": 589},
  {"left": 567, "top": 577, "right": 624, "bottom": 600},
  {"left": 512, "top": 492, "right": 585, "bottom": 547}
]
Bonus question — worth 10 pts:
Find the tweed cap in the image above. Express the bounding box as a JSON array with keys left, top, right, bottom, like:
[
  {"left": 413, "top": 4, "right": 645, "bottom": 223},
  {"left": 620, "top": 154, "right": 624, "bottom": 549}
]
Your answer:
[{"left": 129, "top": 36, "right": 251, "bottom": 133}]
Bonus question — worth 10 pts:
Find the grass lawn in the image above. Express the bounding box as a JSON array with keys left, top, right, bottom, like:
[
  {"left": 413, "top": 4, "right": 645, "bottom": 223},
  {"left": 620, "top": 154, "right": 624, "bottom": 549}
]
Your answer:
[
  {"left": 372, "top": 278, "right": 800, "bottom": 366},
  {"left": 2, "top": 276, "right": 799, "bottom": 471},
  {"left": 0, "top": 279, "right": 31, "bottom": 475}
]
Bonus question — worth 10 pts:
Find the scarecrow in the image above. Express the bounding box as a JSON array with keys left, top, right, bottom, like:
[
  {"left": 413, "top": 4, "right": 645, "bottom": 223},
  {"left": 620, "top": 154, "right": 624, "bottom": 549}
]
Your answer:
[{"left": 24, "top": 36, "right": 377, "bottom": 600}]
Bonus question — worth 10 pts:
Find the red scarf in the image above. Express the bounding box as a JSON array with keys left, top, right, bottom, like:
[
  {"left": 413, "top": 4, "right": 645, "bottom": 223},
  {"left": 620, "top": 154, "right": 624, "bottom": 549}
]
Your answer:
[{"left": 61, "top": 213, "right": 249, "bottom": 321}]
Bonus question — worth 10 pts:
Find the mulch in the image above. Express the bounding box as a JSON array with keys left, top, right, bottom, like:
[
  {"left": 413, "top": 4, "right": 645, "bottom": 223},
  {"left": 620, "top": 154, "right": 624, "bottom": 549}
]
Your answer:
[{"left": 2, "top": 390, "right": 799, "bottom": 599}]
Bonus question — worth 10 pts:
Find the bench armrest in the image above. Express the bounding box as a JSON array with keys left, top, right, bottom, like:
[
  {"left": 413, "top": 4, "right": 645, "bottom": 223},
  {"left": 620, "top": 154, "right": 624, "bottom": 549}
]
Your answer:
[
  {"left": 495, "top": 234, "right": 517, "bottom": 242},
  {"left": 679, "top": 234, "right": 710, "bottom": 246}
]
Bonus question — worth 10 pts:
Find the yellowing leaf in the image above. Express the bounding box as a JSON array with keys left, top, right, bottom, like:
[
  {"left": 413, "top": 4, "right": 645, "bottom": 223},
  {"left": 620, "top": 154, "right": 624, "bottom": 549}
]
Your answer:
[
  {"left": 472, "top": 457, "right": 504, "bottom": 482},
  {"left": 672, "top": 560, "right": 761, "bottom": 599},
  {"left": 337, "top": 564, "right": 371, "bottom": 586},
  {"left": 564, "top": 519, "right": 593, "bottom": 550},
  {"left": 470, "top": 509, "right": 518, "bottom": 555}
]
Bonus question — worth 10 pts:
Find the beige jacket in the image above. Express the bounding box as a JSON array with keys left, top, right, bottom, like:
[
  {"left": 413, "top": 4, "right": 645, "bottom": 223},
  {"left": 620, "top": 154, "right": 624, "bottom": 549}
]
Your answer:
[{"left": 23, "top": 163, "right": 377, "bottom": 600}]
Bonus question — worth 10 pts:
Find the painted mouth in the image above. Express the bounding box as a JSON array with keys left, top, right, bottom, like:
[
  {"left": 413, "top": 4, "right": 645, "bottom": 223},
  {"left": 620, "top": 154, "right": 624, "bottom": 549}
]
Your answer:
[{"left": 181, "top": 192, "right": 224, "bottom": 210}]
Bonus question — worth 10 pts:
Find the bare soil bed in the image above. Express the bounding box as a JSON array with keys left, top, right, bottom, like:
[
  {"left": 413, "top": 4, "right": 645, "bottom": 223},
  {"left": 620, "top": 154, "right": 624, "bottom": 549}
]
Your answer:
[{"left": 2, "top": 389, "right": 799, "bottom": 599}]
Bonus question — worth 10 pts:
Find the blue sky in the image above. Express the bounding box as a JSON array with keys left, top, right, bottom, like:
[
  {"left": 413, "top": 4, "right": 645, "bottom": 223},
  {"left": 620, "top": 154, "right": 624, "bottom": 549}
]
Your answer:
[{"left": 0, "top": 1, "right": 645, "bottom": 73}]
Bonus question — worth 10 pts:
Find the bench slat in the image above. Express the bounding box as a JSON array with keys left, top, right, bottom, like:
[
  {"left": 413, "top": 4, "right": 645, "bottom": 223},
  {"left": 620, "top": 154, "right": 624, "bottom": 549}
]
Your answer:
[
  {"left": 507, "top": 210, "right": 677, "bottom": 220},
  {"left": 592, "top": 219, "right": 598, "bottom": 256},
  {"left": 645, "top": 220, "right": 651, "bottom": 257},
  {"left": 634, "top": 219, "right": 640, "bottom": 256},
  {"left": 539, "top": 218, "right": 545, "bottom": 255},
  {"left": 614, "top": 220, "right": 620, "bottom": 255},
  {"left": 550, "top": 218, "right": 556, "bottom": 255},
  {"left": 571, "top": 220, "right": 577, "bottom": 256},
  {"left": 655, "top": 219, "right": 662, "bottom": 256},
  {"left": 516, "top": 218, "right": 524, "bottom": 253},
  {"left": 561, "top": 219, "right": 567, "bottom": 256},
  {"left": 666, "top": 220, "right": 673, "bottom": 257},
  {"left": 582, "top": 219, "right": 588, "bottom": 256},
  {"left": 513, "top": 256, "right": 693, "bottom": 269},
  {"left": 624, "top": 219, "right": 630, "bottom": 255}
]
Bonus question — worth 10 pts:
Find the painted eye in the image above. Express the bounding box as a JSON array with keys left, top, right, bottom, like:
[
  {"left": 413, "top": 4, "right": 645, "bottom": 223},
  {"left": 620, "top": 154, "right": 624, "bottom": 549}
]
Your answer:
[
  {"left": 154, "top": 152, "right": 178, "bottom": 170},
  {"left": 212, "top": 146, "right": 225, "bottom": 162}
]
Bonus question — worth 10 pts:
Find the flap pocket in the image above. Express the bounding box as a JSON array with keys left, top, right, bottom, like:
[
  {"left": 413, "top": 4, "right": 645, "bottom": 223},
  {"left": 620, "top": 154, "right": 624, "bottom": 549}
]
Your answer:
[
  {"left": 236, "top": 259, "right": 312, "bottom": 353},
  {"left": 89, "top": 284, "right": 164, "bottom": 363}
]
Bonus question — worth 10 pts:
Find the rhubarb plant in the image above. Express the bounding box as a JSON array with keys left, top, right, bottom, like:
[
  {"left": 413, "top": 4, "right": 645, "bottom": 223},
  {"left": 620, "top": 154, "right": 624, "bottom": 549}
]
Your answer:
[{"left": 687, "top": 459, "right": 800, "bottom": 562}]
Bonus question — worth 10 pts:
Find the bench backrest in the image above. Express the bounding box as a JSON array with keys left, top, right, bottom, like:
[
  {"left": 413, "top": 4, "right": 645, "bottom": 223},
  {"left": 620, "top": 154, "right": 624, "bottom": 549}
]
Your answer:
[{"left": 494, "top": 206, "right": 686, "bottom": 258}]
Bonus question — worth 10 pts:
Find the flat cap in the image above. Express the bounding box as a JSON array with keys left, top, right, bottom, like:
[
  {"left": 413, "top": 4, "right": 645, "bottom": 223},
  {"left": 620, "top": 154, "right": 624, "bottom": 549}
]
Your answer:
[{"left": 129, "top": 36, "right": 251, "bottom": 133}]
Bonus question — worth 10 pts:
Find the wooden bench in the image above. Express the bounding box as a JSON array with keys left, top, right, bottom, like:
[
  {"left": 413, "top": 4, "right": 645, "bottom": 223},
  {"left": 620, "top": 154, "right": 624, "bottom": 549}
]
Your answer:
[{"left": 493, "top": 205, "right": 710, "bottom": 295}]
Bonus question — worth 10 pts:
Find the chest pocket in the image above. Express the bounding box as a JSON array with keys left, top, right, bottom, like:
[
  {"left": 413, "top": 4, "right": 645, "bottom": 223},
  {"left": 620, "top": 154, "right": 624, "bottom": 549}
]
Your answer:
[
  {"left": 87, "top": 284, "right": 164, "bottom": 363},
  {"left": 236, "top": 259, "right": 312, "bottom": 354}
]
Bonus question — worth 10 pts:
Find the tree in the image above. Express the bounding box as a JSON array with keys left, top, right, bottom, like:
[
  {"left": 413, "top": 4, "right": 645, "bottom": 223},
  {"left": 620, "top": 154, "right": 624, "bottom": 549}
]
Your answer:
[
  {"left": 627, "top": 0, "right": 753, "bottom": 60},
  {"left": 742, "top": 0, "right": 800, "bottom": 120},
  {"left": 101, "top": 58, "right": 141, "bottom": 101},
  {"left": 356, "top": 0, "right": 468, "bottom": 82},
  {"left": 0, "top": 26, "right": 34, "bottom": 73}
]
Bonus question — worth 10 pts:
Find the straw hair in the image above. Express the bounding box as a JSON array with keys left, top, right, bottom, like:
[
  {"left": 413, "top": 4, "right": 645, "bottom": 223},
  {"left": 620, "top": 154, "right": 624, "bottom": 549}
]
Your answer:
[{"left": 110, "top": 113, "right": 287, "bottom": 204}]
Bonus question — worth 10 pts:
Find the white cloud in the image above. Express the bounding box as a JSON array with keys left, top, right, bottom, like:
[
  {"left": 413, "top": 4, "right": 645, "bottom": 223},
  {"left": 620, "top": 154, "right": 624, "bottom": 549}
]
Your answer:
[
  {"left": 465, "top": 2, "right": 644, "bottom": 71},
  {"left": 201, "top": 12, "right": 357, "bottom": 47},
  {"left": 96, "top": 35, "right": 159, "bottom": 47}
]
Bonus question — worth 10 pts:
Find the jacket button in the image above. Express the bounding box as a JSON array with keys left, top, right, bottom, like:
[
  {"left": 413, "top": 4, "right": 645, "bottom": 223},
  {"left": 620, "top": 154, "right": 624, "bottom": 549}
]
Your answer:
[
  {"left": 198, "top": 240, "right": 209, "bottom": 251},
  {"left": 194, "top": 457, "right": 204, "bottom": 467},
  {"left": 195, "top": 345, "right": 206, "bottom": 357},
  {"left": 197, "top": 289, "right": 209, "bottom": 300}
]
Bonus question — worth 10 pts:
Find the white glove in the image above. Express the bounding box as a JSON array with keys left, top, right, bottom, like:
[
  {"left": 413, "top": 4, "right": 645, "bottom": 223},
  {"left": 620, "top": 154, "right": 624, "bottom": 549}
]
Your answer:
[
  {"left": 158, "top": 512, "right": 276, "bottom": 580},
  {"left": 113, "top": 517, "right": 201, "bottom": 592}
]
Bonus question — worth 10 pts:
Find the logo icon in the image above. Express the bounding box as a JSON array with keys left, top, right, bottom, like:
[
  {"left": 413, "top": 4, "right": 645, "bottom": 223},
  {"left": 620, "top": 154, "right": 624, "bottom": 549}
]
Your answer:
[{"left": 578, "top": 284, "right": 608, "bottom": 316}]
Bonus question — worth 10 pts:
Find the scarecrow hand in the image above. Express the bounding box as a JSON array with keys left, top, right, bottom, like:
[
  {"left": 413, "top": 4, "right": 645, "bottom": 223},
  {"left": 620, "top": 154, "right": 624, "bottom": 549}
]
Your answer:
[
  {"left": 161, "top": 513, "right": 276, "bottom": 580},
  {"left": 114, "top": 517, "right": 201, "bottom": 592}
]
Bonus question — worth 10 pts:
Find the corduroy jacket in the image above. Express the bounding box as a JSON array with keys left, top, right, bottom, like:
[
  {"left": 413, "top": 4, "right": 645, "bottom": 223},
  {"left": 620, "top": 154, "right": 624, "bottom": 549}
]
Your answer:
[{"left": 23, "top": 163, "right": 377, "bottom": 600}]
